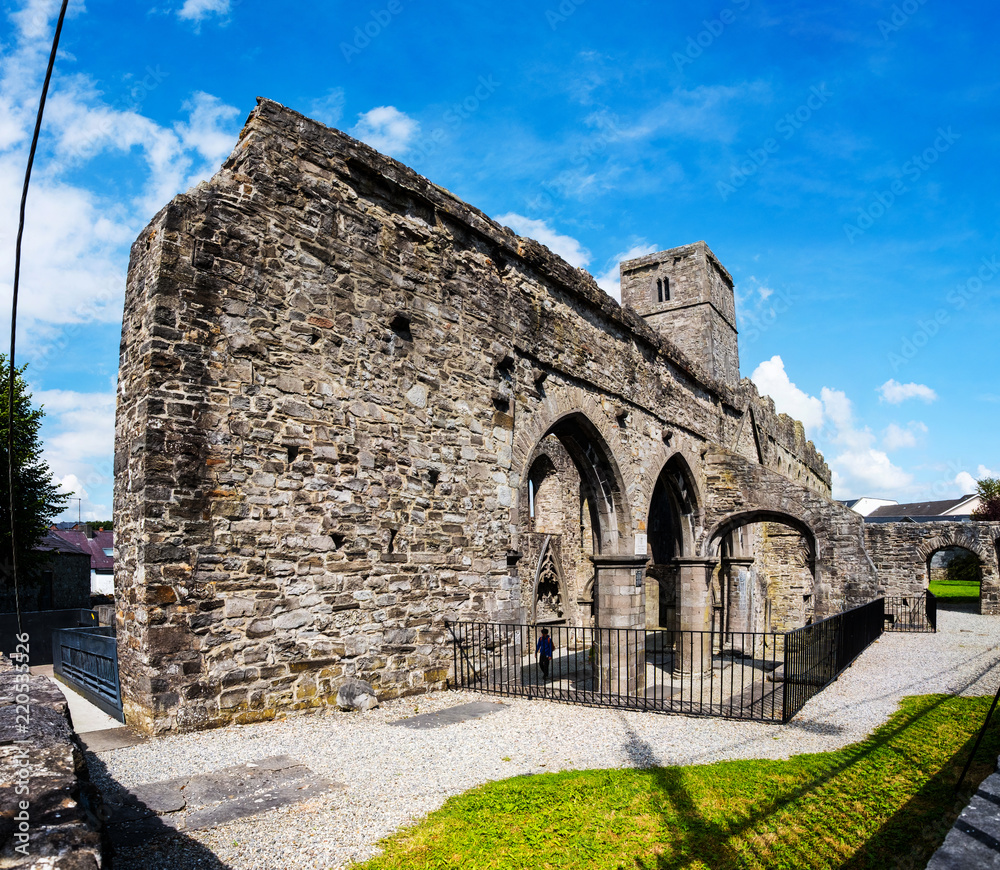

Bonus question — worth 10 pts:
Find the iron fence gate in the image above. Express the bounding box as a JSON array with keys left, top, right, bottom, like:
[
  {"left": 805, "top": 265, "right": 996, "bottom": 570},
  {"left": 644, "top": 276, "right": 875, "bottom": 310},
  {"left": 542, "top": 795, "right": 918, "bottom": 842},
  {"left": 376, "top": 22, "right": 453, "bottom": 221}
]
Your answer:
[
  {"left": 448, "top": 599, "right": 887, "bottom": 724},
  {"left": 52, "top": 626, "right": 124, "bottom": 723},
  {"left": 883, "top": 591, "right": 936, "bottom": 632}
]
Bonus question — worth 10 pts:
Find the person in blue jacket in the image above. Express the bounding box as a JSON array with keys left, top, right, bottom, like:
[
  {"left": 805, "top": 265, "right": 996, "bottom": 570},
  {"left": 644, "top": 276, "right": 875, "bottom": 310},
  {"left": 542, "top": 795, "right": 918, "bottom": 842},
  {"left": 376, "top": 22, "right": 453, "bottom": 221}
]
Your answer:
[{"left": 536, "top": 627, "right": 554, "bottom": 680}]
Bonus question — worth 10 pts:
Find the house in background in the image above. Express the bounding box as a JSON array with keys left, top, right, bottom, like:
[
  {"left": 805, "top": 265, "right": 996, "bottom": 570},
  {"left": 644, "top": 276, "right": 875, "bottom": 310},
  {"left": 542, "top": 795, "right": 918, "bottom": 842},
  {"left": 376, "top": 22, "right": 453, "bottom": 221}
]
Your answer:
[
  {"left": 0, "top": 531, "right": 92, "bottom": 613},
  {"left": 839, "top": 497, "right": 899, "bottom": 517},
  {"left": 863, "top": 494, "right": 981, "bottom": 523},
  {"left": 50, "top": 524, "right": 115, "bottom": 596}
]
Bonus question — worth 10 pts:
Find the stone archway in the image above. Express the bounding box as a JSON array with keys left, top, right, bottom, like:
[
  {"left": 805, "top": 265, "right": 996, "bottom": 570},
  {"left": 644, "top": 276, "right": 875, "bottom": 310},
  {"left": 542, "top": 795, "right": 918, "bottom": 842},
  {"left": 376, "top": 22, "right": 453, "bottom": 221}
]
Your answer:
[
  {"left": 864, "top": 521, "right": 1000, "bottom": 615},
  {"left": 704, "top": 510, "right": 818, "bottom": 635},
  {"left": 644, "top": 453, "right": 701, "bottom": 633},
  {"left": 516, "top": 409, "right": 638, "bottom": 629},
  {"left": 699, "top": 447, "right": 877, "bottom": 618}
]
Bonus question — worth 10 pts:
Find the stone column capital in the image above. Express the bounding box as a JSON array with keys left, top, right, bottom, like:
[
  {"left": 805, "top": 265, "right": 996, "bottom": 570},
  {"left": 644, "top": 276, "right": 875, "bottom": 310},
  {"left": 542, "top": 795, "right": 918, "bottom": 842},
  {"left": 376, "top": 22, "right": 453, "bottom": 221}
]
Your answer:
[
  {"left": 590, "top": 554, "right": 651, "bottom": 569},
  {"left": 671, "top": 557, "right": 719, "bottom": 568}
]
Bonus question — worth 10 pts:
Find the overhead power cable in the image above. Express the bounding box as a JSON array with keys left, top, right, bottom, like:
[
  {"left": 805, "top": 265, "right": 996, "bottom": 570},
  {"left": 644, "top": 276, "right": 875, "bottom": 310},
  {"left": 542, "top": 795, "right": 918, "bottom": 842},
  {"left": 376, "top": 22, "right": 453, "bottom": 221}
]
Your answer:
[{"left": 7, "top": 0, "right": 71, "bottom": 637}]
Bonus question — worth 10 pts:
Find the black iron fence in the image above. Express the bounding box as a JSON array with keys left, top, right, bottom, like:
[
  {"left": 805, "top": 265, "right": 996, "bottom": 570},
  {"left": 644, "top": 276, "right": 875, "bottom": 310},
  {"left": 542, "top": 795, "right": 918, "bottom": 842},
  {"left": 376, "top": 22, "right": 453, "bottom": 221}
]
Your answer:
[
  {"left": 883, "top": 591, "right": 936, "bottom": 632},
  {"left": 0, "top": 608, "right": 97, "bottom": 666},
  {"left": 52, "top": 626, "right": 124, "bottom": 722},
  {"left": 448, "top": 599, "right": 888, "bottom": 724},
  {"left": 782, "top": 598, "right": 885, "bottom": 718}
]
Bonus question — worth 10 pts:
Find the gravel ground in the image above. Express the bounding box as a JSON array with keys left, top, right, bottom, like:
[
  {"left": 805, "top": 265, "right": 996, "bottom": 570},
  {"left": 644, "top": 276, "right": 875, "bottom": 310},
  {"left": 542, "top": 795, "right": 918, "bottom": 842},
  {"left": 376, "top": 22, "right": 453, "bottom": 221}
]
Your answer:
[{"left": 92, "top": 605, "right": 1000, "bottom": 870}]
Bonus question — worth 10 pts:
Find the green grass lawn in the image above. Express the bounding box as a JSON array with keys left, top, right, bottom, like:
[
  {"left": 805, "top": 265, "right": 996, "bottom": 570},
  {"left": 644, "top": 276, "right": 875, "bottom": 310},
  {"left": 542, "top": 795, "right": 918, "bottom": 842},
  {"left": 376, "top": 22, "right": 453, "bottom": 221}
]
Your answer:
[
  {"left": 357, "top": 695, "right": 1000, "bottom": 870},
  {"left": 927, "top": 579, "right": 980, "bottom": 601}
]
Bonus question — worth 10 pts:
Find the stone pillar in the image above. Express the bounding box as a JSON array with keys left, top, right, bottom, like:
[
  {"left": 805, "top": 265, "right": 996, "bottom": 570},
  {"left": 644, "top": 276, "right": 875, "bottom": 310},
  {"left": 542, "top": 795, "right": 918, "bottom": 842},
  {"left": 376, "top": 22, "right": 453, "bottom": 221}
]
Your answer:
[
  {"left": 674, "top": 557, "right": 718, "bottom": 677},
  {"left": 723, "top": 556, "right": 756, "bottom": 631},
  {"left": 591, "top": 555, "right": 650, "bottom": 698}
]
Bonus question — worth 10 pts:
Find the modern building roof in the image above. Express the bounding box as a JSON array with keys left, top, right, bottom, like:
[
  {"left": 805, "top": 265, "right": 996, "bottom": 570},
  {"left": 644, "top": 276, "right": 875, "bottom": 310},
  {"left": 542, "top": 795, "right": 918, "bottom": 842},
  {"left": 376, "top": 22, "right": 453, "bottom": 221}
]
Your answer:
[
  {"left": 868, "top": 493, "right": 976, "bottom": 519},
  {"left": 49, "top": 527, "right": 114, "bottom": 571},
  {"left": 36, "top": 530, "right": 91, "bottom": 557}
]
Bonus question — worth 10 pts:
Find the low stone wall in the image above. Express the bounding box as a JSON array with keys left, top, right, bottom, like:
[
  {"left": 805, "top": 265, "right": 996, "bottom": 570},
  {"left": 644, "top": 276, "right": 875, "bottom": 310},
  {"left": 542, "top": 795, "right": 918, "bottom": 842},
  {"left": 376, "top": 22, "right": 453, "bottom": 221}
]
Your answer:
[
  {"left": 865, "top": 521, "right": 1000, "bottom": 614},
  {"left": 928, "top": 757, "right": 1000, "bottom": 869},
  {"left": 0, "top": 654, "right": 107, "bottom": 867}
]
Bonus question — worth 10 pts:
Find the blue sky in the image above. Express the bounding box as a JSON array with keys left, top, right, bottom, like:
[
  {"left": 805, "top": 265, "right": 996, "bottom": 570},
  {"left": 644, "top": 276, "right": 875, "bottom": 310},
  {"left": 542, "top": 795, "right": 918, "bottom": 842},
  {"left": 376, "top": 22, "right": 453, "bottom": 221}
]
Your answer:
[{"left": 1, "top": 0, "right": 997, "bottom": 521}]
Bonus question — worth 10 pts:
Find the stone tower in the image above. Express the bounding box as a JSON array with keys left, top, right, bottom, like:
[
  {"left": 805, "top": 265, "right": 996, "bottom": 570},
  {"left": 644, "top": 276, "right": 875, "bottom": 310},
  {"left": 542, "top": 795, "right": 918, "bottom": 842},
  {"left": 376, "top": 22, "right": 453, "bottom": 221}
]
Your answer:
[{"left": 620, "top": 241, "right": 739, "bottom": 388}]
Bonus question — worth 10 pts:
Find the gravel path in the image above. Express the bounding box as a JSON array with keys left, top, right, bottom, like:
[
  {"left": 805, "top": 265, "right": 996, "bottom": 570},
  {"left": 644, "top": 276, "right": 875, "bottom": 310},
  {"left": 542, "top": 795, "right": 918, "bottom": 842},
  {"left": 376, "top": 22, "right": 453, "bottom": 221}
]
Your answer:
[{"left": 92, "top": 605, "right": 1000, "bottom": 870}]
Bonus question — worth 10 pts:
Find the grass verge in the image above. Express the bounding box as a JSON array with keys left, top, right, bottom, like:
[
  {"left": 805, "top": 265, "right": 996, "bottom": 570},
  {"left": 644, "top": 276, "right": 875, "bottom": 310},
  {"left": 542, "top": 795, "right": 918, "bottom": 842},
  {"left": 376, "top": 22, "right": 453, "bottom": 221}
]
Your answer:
[
  {"left": 927, "top": 580, "right": 980, "bottom": 602},
  {"left": 356, "top": 694, "right": 999, "bottom": 870}
]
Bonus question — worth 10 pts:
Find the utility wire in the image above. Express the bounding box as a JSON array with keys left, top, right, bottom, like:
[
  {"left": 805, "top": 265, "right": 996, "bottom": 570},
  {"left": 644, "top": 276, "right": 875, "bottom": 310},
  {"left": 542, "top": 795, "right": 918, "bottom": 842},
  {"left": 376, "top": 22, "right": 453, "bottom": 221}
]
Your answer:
[{"left": 7, "top": 0, "right": 71, "bottom": 638}]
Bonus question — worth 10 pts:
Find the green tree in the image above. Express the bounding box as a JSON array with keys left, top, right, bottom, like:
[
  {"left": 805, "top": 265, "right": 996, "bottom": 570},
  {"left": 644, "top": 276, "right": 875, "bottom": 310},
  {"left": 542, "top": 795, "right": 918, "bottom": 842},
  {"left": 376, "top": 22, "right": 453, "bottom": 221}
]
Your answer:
[
  {"left": 971, "top": 477, "right": 1000, "bottom": 521},
  {"left": 945, "top": 551, "right": 982, "bottom": 585},
  {"left": 0, "top": 355, "right": 69, "bottom": 584}
]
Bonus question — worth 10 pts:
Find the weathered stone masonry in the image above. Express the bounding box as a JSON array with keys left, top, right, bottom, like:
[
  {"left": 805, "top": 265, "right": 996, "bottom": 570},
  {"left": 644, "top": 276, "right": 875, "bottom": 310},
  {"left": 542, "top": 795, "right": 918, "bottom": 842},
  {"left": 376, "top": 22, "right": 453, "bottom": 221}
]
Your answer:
[{"left": 114, "top": 98, "right": 973, "bottom": 734}]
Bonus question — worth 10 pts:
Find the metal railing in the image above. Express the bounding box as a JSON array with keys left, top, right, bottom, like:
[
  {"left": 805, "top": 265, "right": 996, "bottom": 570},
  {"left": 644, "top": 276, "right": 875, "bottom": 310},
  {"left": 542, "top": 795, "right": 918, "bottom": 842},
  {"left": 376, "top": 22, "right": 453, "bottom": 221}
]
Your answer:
[
  {"left": 52, "top": 626, "right": 124, "bottom": 723},
  {"left": 448, "top": 599, "right": 887, "bottom": 724},
  {"left": 782, "top": 598, "right": 885, "bottom": 718},
  {"left": 883, "top": 591, "right": 936, "bottom": 632}
]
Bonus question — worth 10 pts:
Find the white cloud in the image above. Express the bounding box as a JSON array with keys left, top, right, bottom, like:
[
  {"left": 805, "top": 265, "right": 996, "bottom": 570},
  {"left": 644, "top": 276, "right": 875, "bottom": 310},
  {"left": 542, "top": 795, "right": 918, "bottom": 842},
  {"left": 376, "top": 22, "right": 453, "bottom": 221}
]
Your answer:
[
  {"left": 955, "top": 465, "right": 998, "bottom": 493},
  {"left": 954, "top": 471, "right": 977, "bottom": 492},
  {"left": 310, "top": 88, "right": 346, "bottom": 128},
  {"left": 178, "top": 0, "right": 230, "bottom": 24},
  {"left": 36, "top": 389, "right": 116, "bottom": 522},
  {"left": 819, "top": 386, "right": 913, "bottom": 494},
  {"left": 749, "top": 356, "right": 825, "bottom": 434},
  {"left": 882, "top": 421, "right": 927, "bottom": 450},
  {"left": 751, "top": 357, "right": 913, "bottom": 497},
  {"left": 351, "top": 106, "right": 419, "bottom": 157},
  {"left": 11, "top": 0, "right": 85, "bottom": 41},
  {"left": 618, "top": 82, "right": 771, "bottom": 144},
  {"left": 35, "top": 389, "right": 115, "bottom": 464},
  {"left": 878, "top": 379, "right": 938, "bottom": 404},
  {"left": 831, "top": 450, "right": 912, "bottom": 493},
  {"left": 596, "top": 242, "right": 659, "bottom": 301},
  {"left": 0, "top": 26, "right": 241, "bottom": 343},
  {"left": 495, "top": 213, "right": 591, "bottom": 269}
]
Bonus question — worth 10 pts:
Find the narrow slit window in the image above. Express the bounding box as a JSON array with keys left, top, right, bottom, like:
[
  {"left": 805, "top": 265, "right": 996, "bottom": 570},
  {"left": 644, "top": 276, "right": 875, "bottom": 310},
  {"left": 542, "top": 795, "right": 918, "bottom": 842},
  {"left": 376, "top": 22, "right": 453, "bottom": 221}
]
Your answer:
[{"left": 529, "top": 479, "right": 535, "bottom": 518}]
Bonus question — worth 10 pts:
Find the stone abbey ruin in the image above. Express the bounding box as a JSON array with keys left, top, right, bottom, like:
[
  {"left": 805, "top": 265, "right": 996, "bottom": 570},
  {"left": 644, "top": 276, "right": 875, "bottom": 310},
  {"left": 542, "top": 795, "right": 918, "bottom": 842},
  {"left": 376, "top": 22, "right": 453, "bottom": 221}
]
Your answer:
[{"left": 114, "top": 98, "right": 1000, "bottom": 733}]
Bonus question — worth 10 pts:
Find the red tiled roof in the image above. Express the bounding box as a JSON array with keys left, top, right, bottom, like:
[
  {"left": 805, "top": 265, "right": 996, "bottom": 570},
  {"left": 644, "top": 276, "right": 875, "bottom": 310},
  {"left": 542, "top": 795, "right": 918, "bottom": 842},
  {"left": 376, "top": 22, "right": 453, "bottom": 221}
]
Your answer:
[
  {"left": 50, "top": 528, "right": 114, "bottom": 571},
  {"left": 37, "top": 530, "right": 91, "bottom": 557}
]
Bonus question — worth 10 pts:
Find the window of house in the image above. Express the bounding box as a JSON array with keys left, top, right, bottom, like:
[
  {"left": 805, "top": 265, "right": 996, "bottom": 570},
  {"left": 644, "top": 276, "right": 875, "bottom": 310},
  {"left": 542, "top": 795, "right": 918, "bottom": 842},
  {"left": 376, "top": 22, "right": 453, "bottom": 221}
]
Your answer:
[
  {"left": 654, "top": 277, "right": 670, "bottom": 303},
  {"left": 102, "top": 548, "right": 114, "bottom": 557}
]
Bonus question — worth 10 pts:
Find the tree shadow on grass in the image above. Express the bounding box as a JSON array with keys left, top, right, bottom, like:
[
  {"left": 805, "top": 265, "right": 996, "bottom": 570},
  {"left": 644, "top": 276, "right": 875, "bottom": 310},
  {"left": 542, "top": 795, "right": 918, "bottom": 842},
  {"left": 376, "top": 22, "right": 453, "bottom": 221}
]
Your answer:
[
  {"left": 619, "top": 688, "right": 1000, "bottom": 870},
  {"left": 840, "top": 724, "right": 1000, "bottom": 870}
]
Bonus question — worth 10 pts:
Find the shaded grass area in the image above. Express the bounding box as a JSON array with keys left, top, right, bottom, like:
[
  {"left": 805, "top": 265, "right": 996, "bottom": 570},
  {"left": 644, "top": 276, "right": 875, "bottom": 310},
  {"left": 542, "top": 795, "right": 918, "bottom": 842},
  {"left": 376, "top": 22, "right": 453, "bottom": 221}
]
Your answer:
[
  {"left": 357, "top": 695, "right": 999, "bottom": 870},
  {"left": 928, "top": 579, "right": 980, "bottom": 602}
]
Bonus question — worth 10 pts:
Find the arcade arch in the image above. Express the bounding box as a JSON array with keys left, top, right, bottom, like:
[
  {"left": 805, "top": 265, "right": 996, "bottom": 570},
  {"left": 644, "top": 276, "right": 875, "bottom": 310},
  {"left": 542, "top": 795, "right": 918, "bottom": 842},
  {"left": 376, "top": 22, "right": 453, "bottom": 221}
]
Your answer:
[
  {"left": 644, "top": 455, "right": 700, "bottom": 630},
  {"left": 519, "top": 412, "right": 630, "bottom": 626},
  {"left": 704, "top": 510, "right": 818, "bottom": 636}
]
